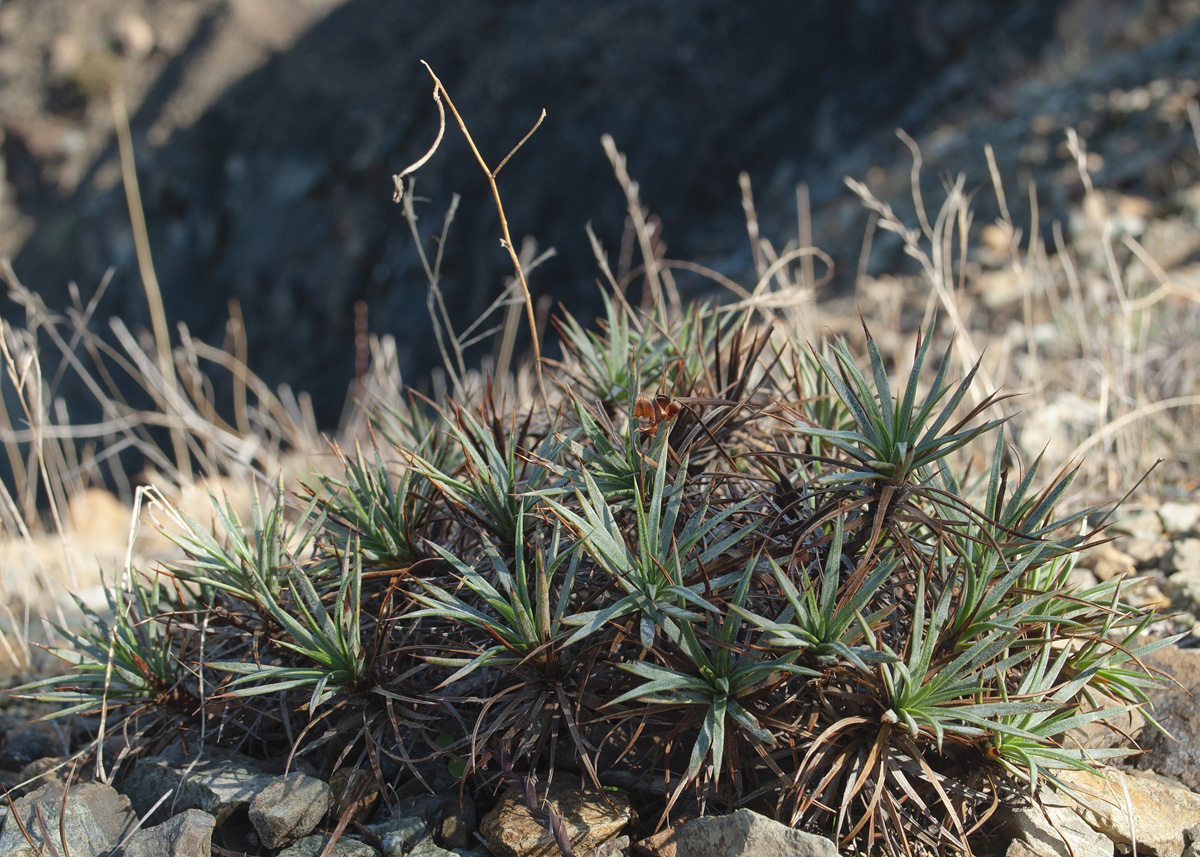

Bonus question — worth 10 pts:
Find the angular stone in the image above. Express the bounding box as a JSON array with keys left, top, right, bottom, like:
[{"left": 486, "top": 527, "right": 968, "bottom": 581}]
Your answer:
[
  {"left": 1060, "top": 767, "right": 1200, "bottom": 857},
  {"left": 0, "top": 724, "right": 66, "bottom": 769},
  {"left": 995, "top": 792, "right": 1113, "bottom": 857},
  {"left": 249, "top": 771, "right": 331, "bottom": 849},
  {"left": 276, "top": 833, "right": 380, "bottom": 856},
  {"left": 1159, "top": 502, "right": 1200, "bottom": 536},
  {"left": 1137, "top": 647, "right": 1200, "bottom": 792},
  {"left": 1185, "top": 821, "right": 1200, "bottom": 857},
  {"left": 677, "top": 810, "right": 839, "bottom": 857},
  {"left": 1008, "top": 840, "right": 1054, "bottom": 857},
  {"left": 69, "top": 781, "right": 138, "bottom": 846},
  {"left": 14, "top": 756, "right": 66, "bottom": 797},
  {"left": 633, "top": 824, "right": 684, "bottom": 857},
  {"left": 119, "top": 809, "right": 215, "bottom": 857},
  {"left": 1169, "top": 539, "right": 1200, "bottom": 575},
  {"left": 1067, "top": 567, "right": 1100, "bottom": 591},
  {"left": 406, "top": 842, "right": 457, "bottom": 857},
  {"left": 1083, "top": 544, "right": 1136, "bottom": 581},
  {"left": 1122, "top": 537, "right": 1171, "bottom": 569},
  {"left": 0, "top": 780, "right": 112, "bottom": 857},
  {"left": 370, "top": 791, "right": 476, "bottom": 855},
  {"left": 480, "top": 782, "right": 630, "bottom": 857},
  {"left": 1165, "top": 568, "right": 1200, "bottom": 614},
  {"left": 329, "top": 766, "right": 380, "bottom": 827},
  {"left": 593, "top": 834, "right": 630, "bottom": 857},
  {"left": 1111, "top": 508, "right": 1165, "bottom": 540},
  {"left": 121, "top": 752, "right": 275, "bottom": 825}
]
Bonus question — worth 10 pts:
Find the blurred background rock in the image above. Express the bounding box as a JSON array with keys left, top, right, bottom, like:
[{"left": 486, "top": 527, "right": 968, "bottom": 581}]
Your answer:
[{"left": 2, "top": 0, "right": 1199, "bottom": 431}]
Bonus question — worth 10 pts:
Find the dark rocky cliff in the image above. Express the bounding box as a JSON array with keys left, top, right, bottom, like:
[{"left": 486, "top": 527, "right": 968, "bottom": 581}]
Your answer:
[{"left": 3, "top": 0, "right": 1196, "bottom": 429}]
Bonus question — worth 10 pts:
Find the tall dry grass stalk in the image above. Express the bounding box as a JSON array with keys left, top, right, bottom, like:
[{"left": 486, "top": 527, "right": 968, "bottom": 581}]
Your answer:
[{"left": 2, "top": 100, "right": 1196, "bottom": 683}]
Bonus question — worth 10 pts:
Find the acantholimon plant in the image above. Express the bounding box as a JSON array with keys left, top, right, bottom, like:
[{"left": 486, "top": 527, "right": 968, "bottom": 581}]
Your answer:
[{"left": 20, "top": 294, "right": 1177, "bottom": 857}]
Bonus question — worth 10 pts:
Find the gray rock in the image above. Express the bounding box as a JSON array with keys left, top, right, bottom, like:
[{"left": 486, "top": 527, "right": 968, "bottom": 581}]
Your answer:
[
  {"left": 118, "top": 809, "right": 215, "bottom": 857},
  {"left": 1111, "top": 507, "right": 1166, "bottom": 540},
  {"left": 1169, "top": 539, "right": 1200, "bottom": 575},
  {"left": 0, "top": 780, "right": 114, "bottom": 857},
  {"left": 1060, "top": 767, "right": 1200, "bottom": 857},
  {"left": 329, "top": 766, "right": 380, "bottom": 827},
  {"left": 995, "top": 792, "right": 1113, "bottom": 857},
  {"left": 1007, "top": 840, "right": 1051, "bottom": 857},
  {"left": 1135, "top": 646, "right": 1200, "bottom": 792},
  {"left": 1159, "top": 502, "right": 1200, "bottom": 536},
  {"left": 1165, "top": 568, "right": 1200, "bottom": 614},
  {"left": 277, "top": 833, "right": 380, "bottom": 857},
  {"left": 1122, "top": 536, "right": 1171, "bottom": 569},
  {"left": 1184, "top": 821, "right": 1200, "bottom": 857},
  {"left": 677, "top": 810, "right": 839, "bottom": 857},
  {"left": 13, "top": 756, "right": 66, "bottom": 797},
  {"left": 402, "top": 841, "right": 488, "bottom": 857},
  {"left": 249, "top": 771, "right": 331, "bottom": 849},
  {"left": 408, "top": 842, "right": 458, "bottom": 857},
  {"left": 121, "top": 752, "right": 275, "bottom": 825},
  {"left": 380, "top": 817, "right": 431, "bottom": 856},
  {"left": 69, "top": 781, "right": 138, "bottom": 846},
  {"left": 0, "top": 725, "right": 66, "bottom": 769},
  {"left": 370, "top": 792, "right": 476, "bottom": 854}
]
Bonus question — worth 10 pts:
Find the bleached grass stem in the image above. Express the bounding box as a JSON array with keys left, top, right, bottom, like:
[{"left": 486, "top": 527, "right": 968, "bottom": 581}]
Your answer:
[
  {"left": 112, "top": 88, "right": 190, "bottom": 483},
  {"left": 394, "top": 63, "right": 550, "bottom": 410}
]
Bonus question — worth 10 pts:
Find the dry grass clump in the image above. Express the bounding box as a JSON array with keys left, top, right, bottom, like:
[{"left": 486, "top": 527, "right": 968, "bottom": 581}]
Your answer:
[{"left": 3, "top": 73, "right": 1198, "bottom": 857}]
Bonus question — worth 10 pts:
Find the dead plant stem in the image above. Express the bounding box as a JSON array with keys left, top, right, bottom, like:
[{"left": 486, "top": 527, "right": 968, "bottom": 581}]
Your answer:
[{"left": 112, "top": 87, "right": 191, "bottom": 482}]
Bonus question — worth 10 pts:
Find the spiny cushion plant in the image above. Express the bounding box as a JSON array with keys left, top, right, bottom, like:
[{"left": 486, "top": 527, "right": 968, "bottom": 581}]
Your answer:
[{"left": 20, "top": 295, "right": 1178, "bottom": 856}]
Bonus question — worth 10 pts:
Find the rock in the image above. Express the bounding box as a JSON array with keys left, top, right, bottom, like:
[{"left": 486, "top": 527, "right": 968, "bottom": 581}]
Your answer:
[
  {"left": 0, "top": 780, "right": 114, "bottom": 857},
  {"left": 13, "top": 756, "right": 65, "bottom": 797},
  {"left": 593, "top": 834, "right": 630, "bottom": 857},
  {"left": 68, "top": 781, "right": 139, "bottom": 847},
  {"left": 1008, "top": 840, "right": 1051, "bottom": 857},
  {"left": 440, "top": 794, "right": 476, "bottom": 849},
  {"left": 121, "top": 752, "right": 275, "bottom": 825},
  {"left": 1134, "top": 647, "right": 1200, "bottom": 792},
  {"left": 0, "top": 724, "right": 66, "bottom": 769},
  {"left": 329, "top": 766, "right": 380, "bottom": 827},
  {"left": 1169, "top": 540, "right": 1200, "bottom": 575},
  {"left": 370, "top": 791, "right": 476, "bottom": 856},
  {"left": 377, "top": 814, "right": 429, "bottom": 854},
  {"left": 1060, "top": 767, "right": 1200, "bottom": 857},
  {"left": 1185, "top": 822, "right": 1200, "bottom": 857},
  {"left": 1083, "top": 544, "right": 1136, "bottom": 581},
  {"left": 1068, "top": 567, "right": 1100, "bottom": 591},
  {"left": 1159, "top": 502, "right": 1200, "bottom": 536},
  {"left": 1122, "top": 537, "right": 1171, "bottom": 569},
  {"left": 249, "top": 771, "right": 331, "bottom": 849},
  {"left": 407, "top": 842, "right": 458, "bottom": 857},
  {"left": 1128, "top": 579, "right": 1172, "bottom": 611},
  {"left": 276, "top": 833, "right": 380, "bottom": 857},
  {"left": 634, "top": 825, "right": 684, "bottom": 857},
  {"left": 1111, "top": 507, "right": 1166, "bottom": 540},
  {"left": 1166, "top": 569, "right": 1200, "bottom": 613},
  {"left": 995, "top": 791, "right": 1113, "bottom": 857},
  {"left": 676, "top": 810, "right": 839, "bottom": 857},
  {"left": 480, "top": 782, "right": 631, "bottom": 857},
  {"left": 118, "top": 809, "right": 215, "bottom": 857}
]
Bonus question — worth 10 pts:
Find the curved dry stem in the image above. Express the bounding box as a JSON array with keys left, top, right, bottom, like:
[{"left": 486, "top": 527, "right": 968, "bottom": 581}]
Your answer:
[{"left": 393, "top": 62, "right": 550, "bottom": 410}]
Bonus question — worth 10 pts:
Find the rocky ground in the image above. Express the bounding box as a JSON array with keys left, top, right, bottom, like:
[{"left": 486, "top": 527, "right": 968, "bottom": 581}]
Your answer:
[
  {"left": 2, "top": 1, "right": 1200, "bottom": 856},
  {"left": 2, "top": 0, "right": 1198, "bottom": 431},
  {"left": 3, "top": 499, "right": 1200, "bottom": 857}
]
